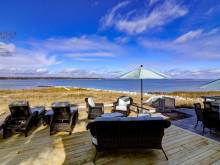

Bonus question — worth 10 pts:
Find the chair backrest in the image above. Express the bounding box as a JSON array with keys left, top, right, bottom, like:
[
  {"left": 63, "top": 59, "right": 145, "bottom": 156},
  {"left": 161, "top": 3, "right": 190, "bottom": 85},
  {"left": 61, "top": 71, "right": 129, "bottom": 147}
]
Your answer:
[
  {"left": 87, "top": 117, "right": 171, "bottom": 150},
  {"left": 194, "top": 103, "right": 203, "bottom": 121},
  {"left": 164, "top": 97, "right": 175, "bottom": 109},
  {"left": 85, "top": 97, "right": 95, "bottom": 108},
  {"left": 117, "top": 96, "right": 133, "bottom": 106},
  {"left": 9, "top": 101, "right": 30, "bottom": 119},
  {"left": 203, "top": 101, "right": 212, "bottom": 111},
  {"left": 52, "top": 102, "right": 71, "bottom": 121}
]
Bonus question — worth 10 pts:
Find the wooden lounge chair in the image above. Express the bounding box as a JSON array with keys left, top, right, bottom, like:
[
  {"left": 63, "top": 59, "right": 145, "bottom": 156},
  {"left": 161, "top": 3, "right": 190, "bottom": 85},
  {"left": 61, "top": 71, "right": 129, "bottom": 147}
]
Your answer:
[
  {"left": 2, "top": 101, "right": 45, "bottom": 138},
  {"left": 50, "top": 102, "right": 78, "bottom": 135},
  {"left": 112, "top": 96, "right": 133, "bottom": 116},
  {"left": 87, "top": 117, "right": 171, "bottom": 162},
  {"left": 85, "top": 97, "right": 104, "bottom": 119}
]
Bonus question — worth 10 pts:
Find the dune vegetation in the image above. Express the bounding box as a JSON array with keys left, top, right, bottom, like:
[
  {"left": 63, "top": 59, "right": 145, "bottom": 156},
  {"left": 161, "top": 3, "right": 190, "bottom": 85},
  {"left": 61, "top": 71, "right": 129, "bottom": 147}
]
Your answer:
[{"left": 0, "top": 87, "right": 220, "bottom": 114}]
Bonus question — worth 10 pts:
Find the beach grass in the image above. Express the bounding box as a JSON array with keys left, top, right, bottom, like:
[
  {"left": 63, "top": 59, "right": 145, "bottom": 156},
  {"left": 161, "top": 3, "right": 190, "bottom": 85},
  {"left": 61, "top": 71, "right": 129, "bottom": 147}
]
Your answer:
[
  {"left": 0, "top": 87, "right": 143, "bottom": 114},
  {"left": 0, "top": 87, "right": 220, "bottom": 114}
]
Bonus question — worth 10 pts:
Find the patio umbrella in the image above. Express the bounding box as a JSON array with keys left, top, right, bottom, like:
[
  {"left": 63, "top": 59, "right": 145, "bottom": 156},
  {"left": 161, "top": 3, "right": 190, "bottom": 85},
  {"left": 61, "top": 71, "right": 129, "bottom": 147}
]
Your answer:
[
  {"left": 201, "top": 79, "right": 220, "bottom": 90},
  {"left": 120, "top": 65, "right": 167, "bottom": 112}
]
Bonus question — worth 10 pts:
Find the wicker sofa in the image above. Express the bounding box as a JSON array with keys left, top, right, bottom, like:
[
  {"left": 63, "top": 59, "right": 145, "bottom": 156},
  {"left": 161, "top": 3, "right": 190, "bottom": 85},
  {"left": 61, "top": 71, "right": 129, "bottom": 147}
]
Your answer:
[{"left": 87, "top": 117, "right": 171, "bottom": 162}]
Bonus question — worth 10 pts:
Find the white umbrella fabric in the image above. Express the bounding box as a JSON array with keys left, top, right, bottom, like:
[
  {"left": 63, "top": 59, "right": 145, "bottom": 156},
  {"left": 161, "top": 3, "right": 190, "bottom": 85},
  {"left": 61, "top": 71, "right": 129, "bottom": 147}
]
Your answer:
[
  {"left": 120, "top": 65, "right": 167, "bottom": 112},
  {"left": 201, "top": 79, "right": 220, "bottom": 90}
]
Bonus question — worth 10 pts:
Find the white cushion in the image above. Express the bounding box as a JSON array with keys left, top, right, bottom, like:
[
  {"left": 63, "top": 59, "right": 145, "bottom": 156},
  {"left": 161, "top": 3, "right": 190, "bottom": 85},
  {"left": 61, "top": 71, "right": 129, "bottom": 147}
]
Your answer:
[
  {"left": 144, "top": 96, "right": 163, "bottom": 105},
  {"left": 88, "top": 97, "right": 95, "bottom": 107},
  {"left": 118, "top": 99, "right": 128, "bottom": 106},
  {"left": 116, "top": 105, "right": 127, "bottom": 111}
]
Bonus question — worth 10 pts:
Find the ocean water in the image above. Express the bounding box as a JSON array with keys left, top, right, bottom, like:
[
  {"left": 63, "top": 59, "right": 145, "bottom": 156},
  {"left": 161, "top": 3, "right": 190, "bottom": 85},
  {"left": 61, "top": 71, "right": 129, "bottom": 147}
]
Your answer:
[{"left": 0, "top": 79, "right": 214, "bottom": 92}]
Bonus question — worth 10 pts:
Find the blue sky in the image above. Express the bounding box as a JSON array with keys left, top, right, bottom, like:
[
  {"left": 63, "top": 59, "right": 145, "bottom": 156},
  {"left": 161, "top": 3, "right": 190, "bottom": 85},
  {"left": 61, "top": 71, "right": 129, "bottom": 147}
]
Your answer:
[{"left": 0, "top": 0, "right": 220, "bottom": 78}]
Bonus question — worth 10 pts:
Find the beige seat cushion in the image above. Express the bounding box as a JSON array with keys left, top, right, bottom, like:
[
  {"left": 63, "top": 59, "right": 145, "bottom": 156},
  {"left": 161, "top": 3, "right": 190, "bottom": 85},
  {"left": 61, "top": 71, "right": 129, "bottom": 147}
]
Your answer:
[{"left": 116, "top": 105, "right": 127, "bottom": 111}]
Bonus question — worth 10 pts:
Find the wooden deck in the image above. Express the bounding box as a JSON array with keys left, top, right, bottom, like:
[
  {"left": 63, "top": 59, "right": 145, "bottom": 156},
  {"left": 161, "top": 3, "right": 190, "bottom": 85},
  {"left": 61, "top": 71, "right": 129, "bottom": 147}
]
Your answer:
[{"left": 1, "top": 109, "right": 220, "bottom": 165}]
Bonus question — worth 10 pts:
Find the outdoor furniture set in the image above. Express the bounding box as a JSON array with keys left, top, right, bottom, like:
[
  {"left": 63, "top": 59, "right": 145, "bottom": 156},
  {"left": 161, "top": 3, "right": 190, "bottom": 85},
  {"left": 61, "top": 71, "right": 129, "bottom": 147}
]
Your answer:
[
  {"left": 1, "top": 95, "right": 171, "bottom": 162},
  {"left": 85, "top": 96, "right": 171, "bottom": 162}
]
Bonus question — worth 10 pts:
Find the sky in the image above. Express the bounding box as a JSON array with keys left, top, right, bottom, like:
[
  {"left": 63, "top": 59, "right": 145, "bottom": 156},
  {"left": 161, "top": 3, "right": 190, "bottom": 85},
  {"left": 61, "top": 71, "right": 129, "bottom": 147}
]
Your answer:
[{"left": 0, "top": 0, "right": 220, "bottom": 79}]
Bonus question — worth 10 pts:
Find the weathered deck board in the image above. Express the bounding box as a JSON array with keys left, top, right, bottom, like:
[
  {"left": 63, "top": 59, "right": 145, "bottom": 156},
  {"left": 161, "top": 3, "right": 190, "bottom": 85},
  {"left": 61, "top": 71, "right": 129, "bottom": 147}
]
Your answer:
[{"left": 0, "top": 109, "right": 220, "bottom": 165}]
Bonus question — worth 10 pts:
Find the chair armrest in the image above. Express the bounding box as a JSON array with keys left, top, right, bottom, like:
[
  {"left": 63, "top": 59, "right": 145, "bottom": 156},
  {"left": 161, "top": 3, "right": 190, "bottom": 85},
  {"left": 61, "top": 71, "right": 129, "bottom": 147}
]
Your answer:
[
  {"left": 69, "top": 113, "right": 74, "bottom": 126},
  {"left": 112, "top": 102, "right": 118, "bottom": 110},
  {"left": 2, "top": 114, "right": 11, "bottom": 127},
  {"left": 86, "top": 122, "right": 92, "bottom": 130},
  {"left": 26, "top": 111, "right": 37, "bottom": 127},
  {"left": 49, "top": 114, "right": 54, "bottom": 126},
  {"left": 30, "top": 106, "right": 45, "bottom": 115}
]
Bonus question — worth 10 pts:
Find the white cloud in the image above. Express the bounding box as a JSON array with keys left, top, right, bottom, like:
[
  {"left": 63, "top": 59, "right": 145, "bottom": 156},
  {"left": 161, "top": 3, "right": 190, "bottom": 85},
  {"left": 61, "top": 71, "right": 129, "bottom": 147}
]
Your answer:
[
  {"left": 0, "top": 35, "right": 125, "bottom": 70},
  {"left": 0, "top": 42, "right": 16, "bottom": 56},
  {"left": 140, "top": 28, "right": 220, "bottom": 60},
  {"left": 174, "top": 29, "right": 203, "bottom": 43},
  {"left": 57, "top": 68, "right": 122, "bottom": 78},
  {"left": 0, "top": 67, "right": 50, "bottom": 77},
  {"left": 28, "top": 35, "right": 123, "bottom": 62},
  {"left": 165, "top": 68, "right": 220, "bottom": 79},
  {"left": 101, "top": 1, "right": 130, "bottom": 29},
  {"left": 115, "top": 36, "right": 130, "bottom": 44},
  {"left": 0, "top": 49, "right": 57, "bottom": 67},
  {"left": 101, "top": 0, "right": 188, "bottom": 35},
  {"left": 149, "top": 0, "right": 160, "bottom": 6},
  {"left": 66, "top": 52, "right": 115, "bottom": 58},
  {"left": 0, "top": 35, "right": 127, "bottom": 77},
  {"left": 0, "top": 66, "right": 122, "bottom": 78},
  {"left": 36, "top": 68, "right": 48, "bottom": 73}
]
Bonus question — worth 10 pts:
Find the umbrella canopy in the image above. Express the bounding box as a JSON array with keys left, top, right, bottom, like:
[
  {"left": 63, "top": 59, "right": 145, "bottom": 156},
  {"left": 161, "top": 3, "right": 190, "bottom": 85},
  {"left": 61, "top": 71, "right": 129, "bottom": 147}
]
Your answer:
[
  {"left": 120, "top": 65, "right": 167, "bottom": 112},
  {"left": 201, "top": 79, "right": 220, "bottom": 90},
  {"left": 120, "top": 65, "right": 167, "bottom": 79}
]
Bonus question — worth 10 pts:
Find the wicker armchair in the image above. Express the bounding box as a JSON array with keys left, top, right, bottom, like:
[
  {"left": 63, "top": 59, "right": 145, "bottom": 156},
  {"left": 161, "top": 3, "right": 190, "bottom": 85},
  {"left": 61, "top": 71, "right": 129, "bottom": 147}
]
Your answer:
[
  {"left": 87, "top": 117, "right": 171, "bottom": 162},
  {"left": 112, "top": 96, "right": 133, "bottom": 116},
  {"left": 203, "top": 101, "right": 213, "bottom": 111},
  {"left": 85, "top": 97, "right": 104, "bottom": 119},
  {"left": 194, "top": 103, "right": 220, "bottom": 135},
  {"left": 145, "top": 96, "right": 175, "bottom": 112},
  {"left": 194, "top": 103, "right": 204, "bottom": 128},
  {"left": 50, "top": 102, "right": 78, "bottom": 135},
  {"left": 2, "top": 101, "right": 45, "bottom": 138}
]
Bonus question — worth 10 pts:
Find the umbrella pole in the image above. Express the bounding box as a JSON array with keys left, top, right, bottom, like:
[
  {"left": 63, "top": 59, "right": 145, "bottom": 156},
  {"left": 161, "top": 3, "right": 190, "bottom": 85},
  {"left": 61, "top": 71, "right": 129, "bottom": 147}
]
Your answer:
[{"left": 141, "top": 79, "right": 143, "bottom": 113}]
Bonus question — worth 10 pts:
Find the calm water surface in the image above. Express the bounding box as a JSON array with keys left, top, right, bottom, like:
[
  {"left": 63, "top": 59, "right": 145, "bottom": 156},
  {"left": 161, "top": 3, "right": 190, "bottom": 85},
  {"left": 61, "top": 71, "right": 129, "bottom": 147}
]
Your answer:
[{"left": 0, "top": 79, "right": 213, "bottom": 92}]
